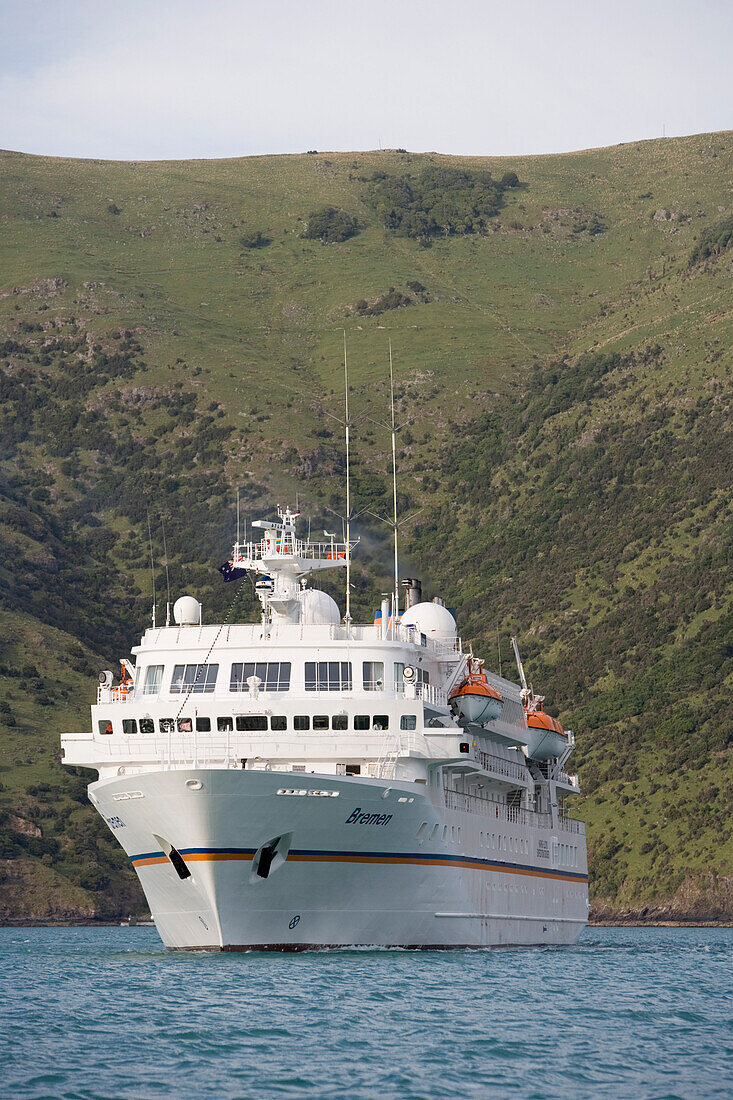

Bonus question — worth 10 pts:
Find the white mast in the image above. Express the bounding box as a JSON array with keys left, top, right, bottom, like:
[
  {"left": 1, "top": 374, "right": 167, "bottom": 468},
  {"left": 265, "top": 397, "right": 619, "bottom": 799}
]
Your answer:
[
  {"left": 343, "top": 331, "right": 352, "bottom": 630},
  {"left": 389, "top": 340, "right": 399, "bottom": 628}
]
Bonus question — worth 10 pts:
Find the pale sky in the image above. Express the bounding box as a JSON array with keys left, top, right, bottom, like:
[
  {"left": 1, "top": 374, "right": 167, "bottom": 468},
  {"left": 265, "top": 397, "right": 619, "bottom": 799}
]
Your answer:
[{"left": 1, "top": 0, "right": 731, "bottom": 160}]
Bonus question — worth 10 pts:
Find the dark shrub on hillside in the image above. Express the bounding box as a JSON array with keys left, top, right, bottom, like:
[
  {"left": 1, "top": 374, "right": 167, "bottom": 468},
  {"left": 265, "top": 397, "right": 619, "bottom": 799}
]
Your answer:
[
  {"left": 367, "top": 165, "right": 522, "bottom": 240},
  {"left": 689, "top": 215, "right": 733, "bottom": 264},
  {"left": 500, "top": 171, "right": 520, "bottom": 188},
  {"left": 356, "top": 288, "right": 411, "bottom": 316},
  {"left": 240, "top": 231, "right": 270, "bottom": 249},
  {"left": 107, "top": 203, "right": 121, "bottom": 215},
  {"left": 302, "top": 207, "right": 359, "bottom": 243}
]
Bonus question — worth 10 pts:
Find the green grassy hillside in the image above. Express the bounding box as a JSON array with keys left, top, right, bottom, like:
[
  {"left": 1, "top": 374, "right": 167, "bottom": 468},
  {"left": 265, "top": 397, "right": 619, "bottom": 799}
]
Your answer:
[{"left": 0, "top": 134, "right": 731, "bottom": 921}]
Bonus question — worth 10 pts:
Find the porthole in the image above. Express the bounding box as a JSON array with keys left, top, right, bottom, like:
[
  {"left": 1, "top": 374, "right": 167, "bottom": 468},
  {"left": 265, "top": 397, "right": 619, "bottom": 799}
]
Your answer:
[{"left": 186, "top": 779, "right": 203, "bottom": 791}]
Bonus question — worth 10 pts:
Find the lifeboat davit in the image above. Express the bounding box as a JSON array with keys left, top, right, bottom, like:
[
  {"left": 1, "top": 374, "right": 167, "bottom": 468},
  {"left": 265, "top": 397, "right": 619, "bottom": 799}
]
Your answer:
[
  {"left": 449, "top": 659, "right": 503, "bottom": 725},
  {"left": 525, "top": 703, "right": 567, "bottom": 760}
]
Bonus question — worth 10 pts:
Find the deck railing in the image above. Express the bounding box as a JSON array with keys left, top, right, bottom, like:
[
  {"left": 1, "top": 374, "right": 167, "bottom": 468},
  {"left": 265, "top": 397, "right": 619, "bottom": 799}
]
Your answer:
[
  {"left": 442, "top": 782, "right": 552, "bottom": 829},
  {"left": 476, "top": 749, "right": 526, "bottom": 783}
]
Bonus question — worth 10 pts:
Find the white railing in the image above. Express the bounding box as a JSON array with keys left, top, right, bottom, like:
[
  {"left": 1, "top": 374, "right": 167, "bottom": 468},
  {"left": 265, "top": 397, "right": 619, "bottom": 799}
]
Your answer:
[
  {"left": 443, "top": 782, "right": 552, "bottom": 828},
  {"left": 558, "top": 815, "right": 585, "bottom": 835},
  {"left": 232, "top": 538, "right": 355, "bottom": 563},
  {"left": 476, "top": 749, "right": 526, "bottom": 783},
  {"left": 416, "top": 682, "right": 449, "bottom": 707}
]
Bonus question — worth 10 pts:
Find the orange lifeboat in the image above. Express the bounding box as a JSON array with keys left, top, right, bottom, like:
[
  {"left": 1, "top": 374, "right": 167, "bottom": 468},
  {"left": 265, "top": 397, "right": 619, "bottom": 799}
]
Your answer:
[
  {"left": 449, "top": 658, "right": 503, "bottom": 725},
  {"left": 526, "top": 703, "right": 564, "bottom": 736}
]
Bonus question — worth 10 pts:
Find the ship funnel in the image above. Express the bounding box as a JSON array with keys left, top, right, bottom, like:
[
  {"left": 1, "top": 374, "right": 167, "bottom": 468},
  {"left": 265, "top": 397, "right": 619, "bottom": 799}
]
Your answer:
[{"left": 402, "top": 577, "right": 422, "bottom": 609}]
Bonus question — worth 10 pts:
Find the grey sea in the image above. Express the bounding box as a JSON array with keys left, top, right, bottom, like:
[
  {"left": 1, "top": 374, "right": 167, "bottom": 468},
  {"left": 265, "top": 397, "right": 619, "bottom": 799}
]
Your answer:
[{"left": 1, "top": 925, "right": 731, "bottom": 1099}]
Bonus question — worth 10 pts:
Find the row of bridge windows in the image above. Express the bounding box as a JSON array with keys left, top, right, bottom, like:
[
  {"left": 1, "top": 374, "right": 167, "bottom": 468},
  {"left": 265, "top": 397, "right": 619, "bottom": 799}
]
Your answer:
[
  {"left": 143, "top": 661, "right": 431, "bottom": 696},
  {"left": 100, "top": 713, "right": 419, "bottom": 735}
]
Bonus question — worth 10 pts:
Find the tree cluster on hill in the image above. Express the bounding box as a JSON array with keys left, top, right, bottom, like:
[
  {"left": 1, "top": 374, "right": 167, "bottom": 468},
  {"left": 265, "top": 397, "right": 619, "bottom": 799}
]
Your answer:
[
  {"left": 302, "top": 207, "right": 359, "bottom": 243},
  {"left": 689, "top": 214, "right": 733, "bottom": 263},
  {"left": 366, "top": 165, "right": 521, "bottom": 240}
]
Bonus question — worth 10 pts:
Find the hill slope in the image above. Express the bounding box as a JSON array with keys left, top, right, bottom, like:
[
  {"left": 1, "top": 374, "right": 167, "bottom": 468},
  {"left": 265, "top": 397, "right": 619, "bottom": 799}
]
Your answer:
[{"left": 0, "top": 134, "right": 731, "bottom": 921}]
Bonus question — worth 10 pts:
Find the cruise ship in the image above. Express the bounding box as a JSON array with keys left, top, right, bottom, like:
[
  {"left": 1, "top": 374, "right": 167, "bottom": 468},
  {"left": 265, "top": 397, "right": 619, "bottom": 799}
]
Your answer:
[{"left": 61, "top": 505, "right": 588, "bottom": 949}]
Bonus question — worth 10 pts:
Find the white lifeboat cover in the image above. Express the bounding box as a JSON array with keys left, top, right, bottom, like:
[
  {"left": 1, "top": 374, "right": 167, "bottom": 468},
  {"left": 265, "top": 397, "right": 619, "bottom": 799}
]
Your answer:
[
  {"left": 300, "top": 588, "right": 341, "bottom": 626},
  {"left": 400, "top": 601, "right": 457, "bottom": 642}
]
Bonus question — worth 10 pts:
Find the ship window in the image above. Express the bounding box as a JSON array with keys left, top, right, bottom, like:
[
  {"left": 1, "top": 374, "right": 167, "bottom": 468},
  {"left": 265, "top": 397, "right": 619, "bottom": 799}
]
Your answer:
[
  {"left": 98, "top": 719, "right": 113, "bottom": 735},
  {"left": 217, "top": 717, "right": 233, "bottom": 732},
  {"left": 331, "top": 714, "right": 348, "bottom": 731},
  {"left": 196, "top": 717, "right": 211, "bottom": 732},
  {"left": 353, "top": 715, "right": 370, "bottom": 730},
  {"left": 372, "top": 715, "right": 389, "bottom": 730},
  {"left": 304, "top": 662, "right": 352, "bottom": 692},
  {"left": 313, "top": 715, "right": 329, "bottom": 730},
  {"left": 139, "top": 719, "right": 155, "bottom": 734},
  {"left": 122, "top": 719, "right": 138, "bottom": 735},
  {"left": 270, "top": 716, "right": 287, "bottom": 731},
  {"left": 177, "top": 718, "right": 193, "bottom": 732},
  {"left": 363, "top": 661, "right": 384, "bottom": 691},
  {"left": 160, "top": 718, "right": 175, "bottom": 732},
  {"left": 345, "top": 764, "right": 361, "bottom": 776},
  {"left": 142, "top": 665, "right": 164, "bottom": 695},
  {"left": 171, "top": 664, "right": 218, "bottom": 694},
  {"left": 400, "top": 715, "right": 417, "bottom": 730},
  {"left": 236, "top": 716, "right": 268, "bottom": 731},
  {"left": 230, "top": 662, "right": 291, "bottom": 692},
  {"left": 394, "top": 663, "right": 405, "bottom": 691},
  {"left": 294, "top": 715, "right": 310, "bottom": 731}
]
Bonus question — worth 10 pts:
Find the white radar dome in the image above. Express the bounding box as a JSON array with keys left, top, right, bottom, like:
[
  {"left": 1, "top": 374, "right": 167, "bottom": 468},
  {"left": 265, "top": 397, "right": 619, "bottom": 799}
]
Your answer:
[
  {"left": 300, "top": 588, "right": 341, "bottom": 626},
  {"left": 173, "top": 595, "right": 201, "bottom": 626},
  {"left": 400, "top": 601, "right": 457, "bottom": 643}
]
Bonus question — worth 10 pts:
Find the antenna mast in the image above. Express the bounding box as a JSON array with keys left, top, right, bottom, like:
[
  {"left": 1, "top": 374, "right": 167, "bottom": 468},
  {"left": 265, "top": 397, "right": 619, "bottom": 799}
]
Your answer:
[
  {"left": 146, "top": 511, "right": 156, "bottom": 629},
  {"left": 389, "top": 340, "right": 399, "bottom": 626},
  {"left": 161, "top": 513, "right": 172, "bottom": 627},
  {"left": 343, "top": 331, "right": 352, "bottom": 630}
]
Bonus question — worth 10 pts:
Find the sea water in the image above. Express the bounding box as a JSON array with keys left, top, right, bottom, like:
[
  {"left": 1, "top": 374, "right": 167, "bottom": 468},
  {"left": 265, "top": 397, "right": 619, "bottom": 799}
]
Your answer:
[{"left": 1, "top": 926, "right": 730, "bottom": 1099}]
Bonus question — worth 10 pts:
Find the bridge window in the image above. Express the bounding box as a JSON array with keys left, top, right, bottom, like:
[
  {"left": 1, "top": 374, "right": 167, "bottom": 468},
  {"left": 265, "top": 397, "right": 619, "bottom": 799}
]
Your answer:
[
  {"left": 331, "top": 714, "right": 348, "bottom": 731},
  {"left": 98, "top": 719, "right": 113, "bottom": 735},
  {"left": 313, "top": 715, "right": 329, "bottom": 730},
  {"left": 304, "top": 662, "right": 352, "bottom": 692},
  {"left": 372, "top": 715, "right": 389, "bottom": 730},
  {"left": 142, "top": 665, "right": 164, "bottom": 695},
  {"left": 353, "top": 715, "right": 370, "bottom": 730},
  {"left": 217, "top": 717, "right": 233, "bottom": 732},
  {"left": 171, "top": 664, "right": 218, "bottom": 694},
  {"left": 160, "top": 718, "right": 175, "bottom": 732},
  {"left": 122, "top": 719, "right": 138, "bottom": 735},
  {"left": 400, "top": 715, "right": 417, "bottom": 730},
  {"left": 177, "top": 718, "right": 193, "bottom": 732},
  {"left": 235, "top": 715, "right": 267, "bottom": 731},
  {"left": 139, "top": 719, "right": 155, "bottom": 734},
  {"left": 196, "top": 717, "right": 211, "bottom": 732},
  {"left": 271, "top": 716, "right": 287, "bottom": 731},
  {"left": 294, "top": 716, "right": 310, "bottom": 730},
  {"left": 363, "top": 661, "right": 384, "bottom": 691},
  {"left": 230, "top": 662, "right": 291, "bottom": 692}
]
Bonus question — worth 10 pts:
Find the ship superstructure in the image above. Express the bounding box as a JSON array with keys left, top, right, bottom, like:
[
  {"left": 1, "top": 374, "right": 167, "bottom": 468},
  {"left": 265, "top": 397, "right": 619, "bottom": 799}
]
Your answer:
[{"left": 61, "top": 505, "right": 588, "bottom": 949}]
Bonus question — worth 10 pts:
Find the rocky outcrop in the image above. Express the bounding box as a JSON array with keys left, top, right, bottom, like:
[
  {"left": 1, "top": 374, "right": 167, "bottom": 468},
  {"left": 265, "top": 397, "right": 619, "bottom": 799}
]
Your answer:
[{"left": 591, "top": 872, "right": 733, "bottom": 924}]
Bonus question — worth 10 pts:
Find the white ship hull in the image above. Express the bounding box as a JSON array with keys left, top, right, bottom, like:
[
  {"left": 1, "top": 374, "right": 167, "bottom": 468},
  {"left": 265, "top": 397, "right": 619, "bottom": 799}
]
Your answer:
[{"left": 92, "top": 769, "right": 588, "bottom": 950}]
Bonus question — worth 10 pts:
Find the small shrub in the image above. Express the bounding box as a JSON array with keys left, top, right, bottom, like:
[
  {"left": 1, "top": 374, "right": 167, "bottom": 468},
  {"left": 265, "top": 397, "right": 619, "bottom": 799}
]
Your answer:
[
  {"left": 240, "top": 231, "right": 269, "bottom": 249},
  {"left": 107, "top": 203, "right": 121, "bottom": 215}
]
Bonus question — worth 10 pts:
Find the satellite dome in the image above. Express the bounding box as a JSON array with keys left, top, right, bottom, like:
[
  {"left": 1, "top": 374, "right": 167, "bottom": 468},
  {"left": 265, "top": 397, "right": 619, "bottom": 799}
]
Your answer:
[
  {"left": 400, "top": 601, "right": 457, "bottom": 643},
  {"left": 300, "top": 588, "right": 341, "bottom": 626},
  {"left": 173, "top": 595, "right": 201, "bottom": 626}
]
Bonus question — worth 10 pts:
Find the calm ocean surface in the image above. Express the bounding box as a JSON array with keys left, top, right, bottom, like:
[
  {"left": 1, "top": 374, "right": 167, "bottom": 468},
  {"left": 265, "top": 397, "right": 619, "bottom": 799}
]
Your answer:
[{"left": 1, "top": 926, "right": 731, "bottom": 1099}]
